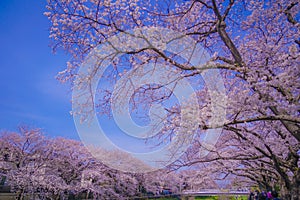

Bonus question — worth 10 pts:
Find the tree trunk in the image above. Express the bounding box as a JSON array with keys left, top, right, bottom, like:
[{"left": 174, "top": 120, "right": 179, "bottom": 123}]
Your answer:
[
  {"left": 281, "top": 178, "right": 300, "bottom": 200},
  {"left": 290, "top": 185, "right": 300, "bottom": 200},
  {"left": 86, "top": 190, "right": 90, "bottom": 199},
  {"left": 16, "top": 189, "right": 24, "bottom": 200},
  {"left": 290, "top": 172, "right": 300, "bottom": 200}
]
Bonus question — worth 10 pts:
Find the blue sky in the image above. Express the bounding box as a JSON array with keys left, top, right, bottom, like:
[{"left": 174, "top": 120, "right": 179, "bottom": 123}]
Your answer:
[{"left": 0, "top": 0, "right": 79, "bottom": 139}]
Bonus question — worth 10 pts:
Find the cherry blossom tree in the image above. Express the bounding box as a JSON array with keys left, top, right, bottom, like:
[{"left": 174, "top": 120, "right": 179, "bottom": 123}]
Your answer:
[
  {"left": 1, "top": 128, "right": 172, "bottom": 199},
  {"left": 141, "top": 169, "right": 181, "bottom": 194},
  {"left": 176, "top": 117, "right": 299, "bottom": 196},
  {"left": 45, "top": 0, "right": 299, "bottom": 199},
  {"left": 0, "top": 127, "right": 51, "bottom": 199}
]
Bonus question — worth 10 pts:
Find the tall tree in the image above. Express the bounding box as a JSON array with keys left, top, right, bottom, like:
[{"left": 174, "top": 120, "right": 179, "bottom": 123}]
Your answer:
[{"left": 45, "top": 0, "right": 300, "bottom": 199}]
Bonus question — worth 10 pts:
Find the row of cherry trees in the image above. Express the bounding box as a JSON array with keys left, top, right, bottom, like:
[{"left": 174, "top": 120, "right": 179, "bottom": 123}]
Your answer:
[
  {"left": 0, "top": 127, "right": 185, "bottom": 199},
  {"left": 44, "top": 0, "right": 299, "bottom": 199}
]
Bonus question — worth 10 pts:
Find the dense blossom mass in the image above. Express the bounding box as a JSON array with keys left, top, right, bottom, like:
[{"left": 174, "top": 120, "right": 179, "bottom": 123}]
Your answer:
[
  {"left": 43, "top": 0, "right": 300, "bottom": 199},
  {"left": 0, "top": 128, "right": 192, "bottom": 199}
]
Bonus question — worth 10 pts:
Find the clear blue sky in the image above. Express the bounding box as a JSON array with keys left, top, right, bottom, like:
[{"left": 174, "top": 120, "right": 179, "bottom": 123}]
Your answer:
[{"left": 0, "top": 0, "right": 79, "bottom": 139}]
